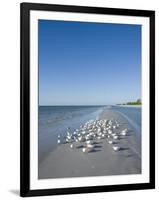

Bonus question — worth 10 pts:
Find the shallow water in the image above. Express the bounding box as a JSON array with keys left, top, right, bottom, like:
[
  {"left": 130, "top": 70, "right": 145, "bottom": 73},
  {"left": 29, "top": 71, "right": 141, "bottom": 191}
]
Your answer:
[{"left": 111, "top": 106, "right": 141, "bottom": 136}]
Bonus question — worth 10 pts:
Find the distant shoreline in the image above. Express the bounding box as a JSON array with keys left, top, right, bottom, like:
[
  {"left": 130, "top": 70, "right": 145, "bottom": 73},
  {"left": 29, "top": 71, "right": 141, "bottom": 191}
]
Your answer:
[{"left": 116, "top": 105, "right": 141, "bottom": 108}]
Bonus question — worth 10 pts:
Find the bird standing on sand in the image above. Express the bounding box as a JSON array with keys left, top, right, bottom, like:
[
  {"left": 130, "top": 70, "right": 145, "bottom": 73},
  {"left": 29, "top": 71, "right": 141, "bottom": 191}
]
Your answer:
[
  {"left": 56, "top": 118, "right": 126, "bottom": 154},
  {"left": 121, "top": 128, "right": 128, "bottom": 136},
  {"left": 70, "top": 143, "right": 74, "bottom": 149},
  {"left": 82, "top": 144, "right": 94, "bottom": 153},
  {"left": 113, "top": 135, "right": 119, "bottom": 140},
  {"left": 112, "top": 146, "right": 120, "bottom": 151},
  {"left": 108, "top": 140, "right": 114, "bottom": 144}
]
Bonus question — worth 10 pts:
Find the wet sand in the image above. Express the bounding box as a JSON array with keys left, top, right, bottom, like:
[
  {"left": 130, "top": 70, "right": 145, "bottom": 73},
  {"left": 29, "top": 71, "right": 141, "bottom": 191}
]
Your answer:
[{"left": 38, "top": 108, "right": 141, "bottom": 179}]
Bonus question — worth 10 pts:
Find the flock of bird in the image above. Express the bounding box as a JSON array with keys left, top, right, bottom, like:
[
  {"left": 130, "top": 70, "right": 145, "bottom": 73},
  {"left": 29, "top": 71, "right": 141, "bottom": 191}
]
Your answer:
[{"left": 57, "top": 118, "right": 128, "bottom": 153}]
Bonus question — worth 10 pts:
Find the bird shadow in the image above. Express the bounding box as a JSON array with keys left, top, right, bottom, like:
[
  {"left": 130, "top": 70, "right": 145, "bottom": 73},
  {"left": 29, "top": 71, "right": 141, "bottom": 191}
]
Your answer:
[
  {"left": 89, "top": 149, "right": 101, "bottom": 153},
  {"left": 125, "top": 133, "right": 132, "bottom": 136},
  {"left": 94, "top": 145, "right": 102, "bottom": 148},
  {"left": 76, "top": 145, "right": 84, "bottom": 149},
  {"left": 126, "top": 154, "right": 133, "bottom": 157},
  {"left": 117, "top": 137, "right": 125, "bottom": 140},
  {"left": 112, "top": 142, "right": 118, "bottom": 144},
  {"left": 119, "top": 147, "right": 129, "bottom": 151},
  {"left": 93, "top": 141, "right": 102, "bottom": 145},
  {"left": 115, "top": 137, "right": 122, "bottom": 140},
  {"left": 128, "top": 129, "right": 133, "bottom": 133}
]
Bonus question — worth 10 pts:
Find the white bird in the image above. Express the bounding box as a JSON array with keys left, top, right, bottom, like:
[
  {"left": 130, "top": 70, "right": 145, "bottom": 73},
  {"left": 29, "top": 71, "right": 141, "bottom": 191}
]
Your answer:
[
  {"left": 75, "top": 138, "right": 78, "bottom": 142},
  {"left": 103, "top": 130, "right": 107, "bottom": 134},
  {"left": 121, "top": 131, "right": 127, "bottom": 136},
  {"left": 82, "top": 148, "right": 88, "bottom": 153},
  {"left": 113, "top": 135, "right": 119, "bottom": 140},
  {"left": 108, "top": 129, "right": 112, "bottom": 134},
  {"left": 70, "top": 144, "right": 74, "bottom": 149},
  {"left": 108, "top": 140, "right": 113, "bottom": 144},
  {"left": 121, "top": 128, "right": 128, "bottom": 136},
  {"left": 98, "top": 132, "right": 102, "bottom": 136},
  {"left": 97, "top": 128, "right": 101, "bottom": 133},
  {"left": 113, "top": 146, "right": 120, "bottom": 151},
  {"left": 113, "top": 125, "right": 116, "bottom": 129},
  {"left": 65, "top": 138, "right": 69, "bottom": 143},
  {"left": 67, "top": 135, "right": 73, "bottom": 142},
  {"left": 82, "top": 145, "right": 94, "bottom": 153},
  {"left": 86, "top": 140, "right": 91, "bottom": 145},
  {"left": 78, "top": 136, "right": 85, "bottom": 142},
  {"left": 57, "top": 139, "right": 61, "bottom": 144},
  {"left": 82, "top": 131, "right": 86, "bottom": 135},
  {"left": 87, "top": 144, "right": 94, "bottom": 149}
]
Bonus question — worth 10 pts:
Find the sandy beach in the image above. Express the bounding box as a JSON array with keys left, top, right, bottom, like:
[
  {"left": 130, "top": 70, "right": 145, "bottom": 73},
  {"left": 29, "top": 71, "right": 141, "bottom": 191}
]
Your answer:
[{"left": 38, "top": 108, "right": 141, "bottom": 179}]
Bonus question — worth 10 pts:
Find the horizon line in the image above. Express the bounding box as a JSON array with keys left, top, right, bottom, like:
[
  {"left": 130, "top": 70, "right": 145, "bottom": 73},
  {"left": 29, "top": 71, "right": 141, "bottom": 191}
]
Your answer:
[{"left": 39, "top": 104, "right": 111, "bottom": 106}]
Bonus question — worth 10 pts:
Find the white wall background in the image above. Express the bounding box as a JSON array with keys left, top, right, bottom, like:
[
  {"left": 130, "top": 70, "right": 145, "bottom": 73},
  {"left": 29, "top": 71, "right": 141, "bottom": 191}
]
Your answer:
[{"left": 0, "top": 0, "right": 158, "bottom": 199}]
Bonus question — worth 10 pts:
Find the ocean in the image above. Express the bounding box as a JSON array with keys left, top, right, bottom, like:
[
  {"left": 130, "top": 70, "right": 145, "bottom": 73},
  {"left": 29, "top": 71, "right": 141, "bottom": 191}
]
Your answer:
[
  {"left": 38, "top": 105, "right": 141, "bottom": 163},
  {"left": 111, "top": 106, "right": 141, "bottom": 137}
]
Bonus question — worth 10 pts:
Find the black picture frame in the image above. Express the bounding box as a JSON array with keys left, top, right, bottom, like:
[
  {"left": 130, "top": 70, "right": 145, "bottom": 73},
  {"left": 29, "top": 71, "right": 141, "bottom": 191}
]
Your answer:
[{"left": 20, "top": 2, "right": 155, "bottom": 197}]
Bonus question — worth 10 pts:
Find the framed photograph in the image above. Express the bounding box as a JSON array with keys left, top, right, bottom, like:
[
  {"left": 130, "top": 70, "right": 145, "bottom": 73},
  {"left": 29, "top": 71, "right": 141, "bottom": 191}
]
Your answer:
[{"left": 20, "top": 2, "right": 155, "bottom": 197}]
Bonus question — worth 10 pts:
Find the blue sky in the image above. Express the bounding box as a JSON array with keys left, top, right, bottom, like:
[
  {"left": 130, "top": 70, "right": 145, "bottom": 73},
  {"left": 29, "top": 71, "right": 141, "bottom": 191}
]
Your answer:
[{"left": 39, "top": 20, "right": 141, "bottom": 106}]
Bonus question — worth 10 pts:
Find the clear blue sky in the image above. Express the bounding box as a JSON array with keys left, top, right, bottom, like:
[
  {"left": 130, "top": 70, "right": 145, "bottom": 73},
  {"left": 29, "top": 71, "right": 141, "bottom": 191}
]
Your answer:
[{"left": 39, "top": 20, "right": 141, "bottom": 106}]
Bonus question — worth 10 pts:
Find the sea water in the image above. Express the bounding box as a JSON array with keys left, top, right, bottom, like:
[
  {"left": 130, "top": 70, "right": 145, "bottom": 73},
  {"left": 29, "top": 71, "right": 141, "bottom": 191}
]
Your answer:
[{"left": 111, "top": 106, "right": 141, "bottom": 137}]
